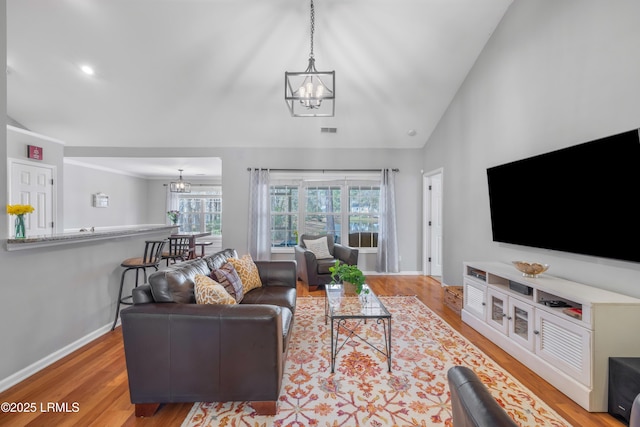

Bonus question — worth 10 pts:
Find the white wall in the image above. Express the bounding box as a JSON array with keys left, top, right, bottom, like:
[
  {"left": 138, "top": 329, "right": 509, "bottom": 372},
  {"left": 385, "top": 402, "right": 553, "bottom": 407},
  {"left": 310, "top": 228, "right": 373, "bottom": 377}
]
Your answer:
[{"left": 424, "top": 0, "right": 640, "bottom": 295}]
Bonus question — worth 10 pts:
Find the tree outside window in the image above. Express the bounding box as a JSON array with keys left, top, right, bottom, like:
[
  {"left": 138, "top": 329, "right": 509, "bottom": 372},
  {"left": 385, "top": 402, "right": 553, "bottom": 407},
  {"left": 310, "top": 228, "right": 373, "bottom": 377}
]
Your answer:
[
  {"left": 269, "top": 180, "right": 380, "bottom": 248},
  {"left": 176, "top": 188, "right": 222, "bottom": 235},
  {"left": 271, "top": 185, "right": 298, "bottom": 247}
]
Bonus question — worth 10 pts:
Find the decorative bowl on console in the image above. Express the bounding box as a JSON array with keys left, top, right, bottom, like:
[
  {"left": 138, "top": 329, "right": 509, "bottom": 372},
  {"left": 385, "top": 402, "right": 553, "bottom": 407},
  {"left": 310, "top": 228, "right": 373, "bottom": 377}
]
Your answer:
[{"left": 512, "top": 261, "right": 549, "bottom": 278}]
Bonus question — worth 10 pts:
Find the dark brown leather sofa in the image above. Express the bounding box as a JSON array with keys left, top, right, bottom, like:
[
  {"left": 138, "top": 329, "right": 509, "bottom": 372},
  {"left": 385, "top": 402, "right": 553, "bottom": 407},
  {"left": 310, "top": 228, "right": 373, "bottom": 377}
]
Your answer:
[
  {"left": 447, "top": 366, "right": 518, "bottom": 427},
  {"left": 120, "top": 249, "right": 297, "bottom": 417}
]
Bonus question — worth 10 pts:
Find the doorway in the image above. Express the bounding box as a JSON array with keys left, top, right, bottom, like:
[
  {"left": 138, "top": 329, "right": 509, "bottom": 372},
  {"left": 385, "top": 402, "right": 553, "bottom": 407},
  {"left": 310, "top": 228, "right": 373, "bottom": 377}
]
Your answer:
[
  {"left": 423, "top": 169, "right": 443, "bottom": 277},
  {"left": 8, "top": 159, "right": 55, "bottom": 236}
]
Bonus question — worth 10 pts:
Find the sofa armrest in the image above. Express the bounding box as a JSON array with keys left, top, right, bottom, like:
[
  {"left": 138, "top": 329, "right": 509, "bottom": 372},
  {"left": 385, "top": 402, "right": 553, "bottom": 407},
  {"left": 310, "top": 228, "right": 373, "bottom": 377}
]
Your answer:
[
  {"left": 255, "top": 260, "right": 297, "bottom": 288},
  {"left": 121, "top": 303, "right": 285, "bottom": 403},
  {"left": 132, "top": 284, "right": 154, "bottom": 304},
  {"left": 334, "top": 244, "right": 359, "bottom": 265},
  {"left": 294, "top": 245, "right": 318, "bottom": 283},
  {"left": 447, "top": 366, "right": 518, "bottom": 427}
]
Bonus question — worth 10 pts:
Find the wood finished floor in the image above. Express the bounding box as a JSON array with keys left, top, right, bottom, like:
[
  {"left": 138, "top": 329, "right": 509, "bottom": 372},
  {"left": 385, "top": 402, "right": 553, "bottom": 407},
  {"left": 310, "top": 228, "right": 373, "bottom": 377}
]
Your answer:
[{"left": 0, "top": 276, "right": 625, "bottom": 426}]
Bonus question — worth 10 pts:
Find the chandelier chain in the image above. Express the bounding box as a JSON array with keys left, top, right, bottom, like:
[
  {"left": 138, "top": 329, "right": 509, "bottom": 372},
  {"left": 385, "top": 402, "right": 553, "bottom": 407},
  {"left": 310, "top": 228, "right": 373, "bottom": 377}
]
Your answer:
[{"left": 309, "top": 0, "right": 315, "bottom": 59}]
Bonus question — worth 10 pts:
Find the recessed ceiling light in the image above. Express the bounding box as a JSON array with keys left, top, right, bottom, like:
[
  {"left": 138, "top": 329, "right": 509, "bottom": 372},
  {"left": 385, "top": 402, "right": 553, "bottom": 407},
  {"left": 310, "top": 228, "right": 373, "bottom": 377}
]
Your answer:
[{"left": 80, "top": 65, "right": 95, "bottom": 76}]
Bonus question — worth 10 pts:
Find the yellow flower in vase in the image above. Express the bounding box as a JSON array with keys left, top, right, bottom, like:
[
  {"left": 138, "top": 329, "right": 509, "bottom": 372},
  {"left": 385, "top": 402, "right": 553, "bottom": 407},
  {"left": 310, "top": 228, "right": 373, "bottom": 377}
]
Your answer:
[{"left": 7, "top": 204, "right": 35, "bottom": 239}]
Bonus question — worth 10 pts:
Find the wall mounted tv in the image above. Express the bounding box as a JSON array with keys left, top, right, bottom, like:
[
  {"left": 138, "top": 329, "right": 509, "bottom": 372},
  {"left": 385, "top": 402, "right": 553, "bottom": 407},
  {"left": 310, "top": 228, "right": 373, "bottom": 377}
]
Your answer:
[{"left": 487, "top": 129, "right": 640, "bottom": 263}]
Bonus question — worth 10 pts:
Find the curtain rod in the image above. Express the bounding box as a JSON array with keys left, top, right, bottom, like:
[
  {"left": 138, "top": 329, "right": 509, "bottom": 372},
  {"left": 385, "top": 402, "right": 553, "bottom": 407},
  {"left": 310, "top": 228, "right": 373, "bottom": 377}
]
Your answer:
[{"left": 247, "top": 168, "right": 399, "bottom": 173}]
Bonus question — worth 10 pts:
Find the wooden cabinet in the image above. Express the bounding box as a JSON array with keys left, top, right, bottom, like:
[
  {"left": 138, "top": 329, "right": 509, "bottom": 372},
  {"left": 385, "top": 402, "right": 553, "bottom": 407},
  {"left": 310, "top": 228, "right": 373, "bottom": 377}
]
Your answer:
[{"left": 461, "top": 262, "right": 640, "bottom": 412}]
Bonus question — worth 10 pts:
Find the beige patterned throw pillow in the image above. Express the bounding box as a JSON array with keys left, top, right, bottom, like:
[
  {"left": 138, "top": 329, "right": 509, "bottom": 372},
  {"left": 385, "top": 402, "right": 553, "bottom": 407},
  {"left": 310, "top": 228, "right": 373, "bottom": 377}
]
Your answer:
[
  {"left": 228, "top": 254, "right": 262, "bottom": 293},
  {"left": 194, "top": 274, "right": 237, "bottom": 305}
]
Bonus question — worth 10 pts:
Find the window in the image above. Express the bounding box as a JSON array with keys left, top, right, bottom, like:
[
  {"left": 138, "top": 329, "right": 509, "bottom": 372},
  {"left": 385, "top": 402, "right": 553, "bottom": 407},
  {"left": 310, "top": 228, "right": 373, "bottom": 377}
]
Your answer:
[
  {"left": 269, "top": 177, "right": 380, "bottom": 248},
  {"left": 304, "top": 185, "right": 342, "bottom": 242},
  {"left": 271, "top": 185, "right": 298, "bottom": 247},
  {"left": 348, "top": 185, "right": 379, "bottom": 248},
  {"left": 175, "top": 187, "right": 222, "bottom": 235}
]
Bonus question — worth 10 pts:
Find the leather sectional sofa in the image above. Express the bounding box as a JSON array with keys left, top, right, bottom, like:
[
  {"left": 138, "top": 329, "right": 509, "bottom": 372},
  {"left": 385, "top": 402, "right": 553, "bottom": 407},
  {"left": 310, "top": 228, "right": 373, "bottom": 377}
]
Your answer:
[
  {"left": 120, "top": 248, "right": 297, "bottom": 417},
  {"left": 447, "top": 366, "right": 518, "bottom": 427}
]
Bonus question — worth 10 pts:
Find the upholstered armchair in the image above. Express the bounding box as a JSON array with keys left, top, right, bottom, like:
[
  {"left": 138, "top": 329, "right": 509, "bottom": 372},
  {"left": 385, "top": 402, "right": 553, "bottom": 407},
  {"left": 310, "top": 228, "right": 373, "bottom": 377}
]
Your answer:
[{"left": 294, "top": 234, "right": 359, "bottom": 289}]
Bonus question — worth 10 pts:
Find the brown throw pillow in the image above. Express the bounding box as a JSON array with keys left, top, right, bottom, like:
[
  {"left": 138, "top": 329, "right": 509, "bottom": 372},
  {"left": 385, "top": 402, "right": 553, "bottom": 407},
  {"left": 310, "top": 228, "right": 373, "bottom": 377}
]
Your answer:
[
  {"left": 212, "top": 262, "right": 244, "bottom": 303},
  {"left": 228, "top": 254, "right": 263, "bottom": 294}
]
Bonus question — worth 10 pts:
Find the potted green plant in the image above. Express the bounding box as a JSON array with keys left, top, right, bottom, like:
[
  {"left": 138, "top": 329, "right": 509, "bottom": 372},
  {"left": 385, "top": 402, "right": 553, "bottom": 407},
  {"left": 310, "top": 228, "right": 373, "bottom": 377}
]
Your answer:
[{"left": 329, "top": 260, "right": 365, "bottom": 294}]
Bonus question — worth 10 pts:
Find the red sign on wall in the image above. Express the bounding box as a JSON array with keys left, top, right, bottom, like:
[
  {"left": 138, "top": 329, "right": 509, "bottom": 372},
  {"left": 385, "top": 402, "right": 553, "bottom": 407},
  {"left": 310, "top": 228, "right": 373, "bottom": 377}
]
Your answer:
[{"left": 27, "top": 145, "right": 43, "bottom": 160}]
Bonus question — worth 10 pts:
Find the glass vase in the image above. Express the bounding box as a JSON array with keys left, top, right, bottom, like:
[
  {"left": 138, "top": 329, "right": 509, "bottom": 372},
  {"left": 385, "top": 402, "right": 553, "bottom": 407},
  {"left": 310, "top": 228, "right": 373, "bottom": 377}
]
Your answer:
[{"left": 14, "top": 214, "right": 26, "bottom": 239}]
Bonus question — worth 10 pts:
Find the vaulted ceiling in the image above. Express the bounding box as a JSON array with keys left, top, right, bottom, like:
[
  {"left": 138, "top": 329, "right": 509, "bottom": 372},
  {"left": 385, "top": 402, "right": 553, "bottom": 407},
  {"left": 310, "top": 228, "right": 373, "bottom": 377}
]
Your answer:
[{"left": 7, "top": 0, "right": 512, "bottom": 153}]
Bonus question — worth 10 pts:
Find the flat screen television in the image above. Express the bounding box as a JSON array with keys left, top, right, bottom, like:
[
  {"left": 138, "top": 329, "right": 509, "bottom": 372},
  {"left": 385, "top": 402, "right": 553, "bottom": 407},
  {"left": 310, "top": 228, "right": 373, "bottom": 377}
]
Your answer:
[{"left": 486, "top": 129, "right": 640, "bottom": 263}]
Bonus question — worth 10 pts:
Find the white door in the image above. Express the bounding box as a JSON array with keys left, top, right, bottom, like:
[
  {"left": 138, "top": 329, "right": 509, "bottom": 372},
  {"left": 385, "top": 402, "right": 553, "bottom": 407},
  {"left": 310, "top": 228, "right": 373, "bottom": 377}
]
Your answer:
[
  {"left": 423, "top": 169, "right": 443, "bottom": 276},
  {"left": 9, "top": 160, "right": 55, "bottom": 236}
]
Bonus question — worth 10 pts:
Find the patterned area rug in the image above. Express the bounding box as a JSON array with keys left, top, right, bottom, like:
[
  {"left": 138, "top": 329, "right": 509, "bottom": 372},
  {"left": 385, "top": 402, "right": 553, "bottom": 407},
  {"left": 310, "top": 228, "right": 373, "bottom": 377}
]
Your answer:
[{"left": 181, "top": 296, "right": 570, "bottom": 427}]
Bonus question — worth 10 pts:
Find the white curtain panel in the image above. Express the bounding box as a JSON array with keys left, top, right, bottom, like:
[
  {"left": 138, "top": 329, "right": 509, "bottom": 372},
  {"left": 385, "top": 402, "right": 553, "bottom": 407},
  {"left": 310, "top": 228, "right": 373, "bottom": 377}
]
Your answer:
[
  {"left": 376, "top": 169, "right": 399, "bottom": 273},
  {"left": 248, "top": 169, "right": 272, "bottom": 260},
  {"left": 166, "top": 186, "right": 179, "bottom": 224}
]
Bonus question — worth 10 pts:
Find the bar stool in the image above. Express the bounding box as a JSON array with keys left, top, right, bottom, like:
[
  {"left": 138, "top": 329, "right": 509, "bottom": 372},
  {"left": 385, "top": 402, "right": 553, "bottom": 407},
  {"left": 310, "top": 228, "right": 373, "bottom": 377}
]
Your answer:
[
  {"left": 195, "top": 240, "right": 213, "bottom": 258},
  {"left": 111, "top": 239, "right": 166, "bottom": 331},
  {"left": 162, "top": 236, "right": 194, "bottom": 266}
]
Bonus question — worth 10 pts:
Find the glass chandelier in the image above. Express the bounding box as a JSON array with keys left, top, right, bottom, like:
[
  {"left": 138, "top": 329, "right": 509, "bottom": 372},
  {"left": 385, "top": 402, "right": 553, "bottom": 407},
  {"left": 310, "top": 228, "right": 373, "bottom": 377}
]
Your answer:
[
  {"left": 285, "top": 0, "right": 335, "bottom": 117},
  {"left": 170, "top": 169, "right": 191, "bottom": 193}
]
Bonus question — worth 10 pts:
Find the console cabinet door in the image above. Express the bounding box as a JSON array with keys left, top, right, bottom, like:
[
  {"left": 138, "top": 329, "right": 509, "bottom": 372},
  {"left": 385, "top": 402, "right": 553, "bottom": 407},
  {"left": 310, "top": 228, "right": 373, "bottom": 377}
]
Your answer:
[
  {"left": 508, "top": 298, "right": 535, "bottom": 352},
  {"left": 487, "top": 288, "right": 509, "bottom": 335},
  {"left": 463, "top": 278, "right": 486, "bottom": 320},
  {"left": 534, "top": 310, "right": 591, "bottom": 387}
]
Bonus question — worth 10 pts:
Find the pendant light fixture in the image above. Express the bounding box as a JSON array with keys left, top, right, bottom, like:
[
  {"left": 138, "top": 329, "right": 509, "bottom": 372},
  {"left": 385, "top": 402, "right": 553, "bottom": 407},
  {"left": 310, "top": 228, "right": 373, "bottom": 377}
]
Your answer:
[
  {"left": 170, "top": 169, "right": 191, "bottom": 193},
  {"left": 285, "top": 0, "right": 335, "bottom": 117}
]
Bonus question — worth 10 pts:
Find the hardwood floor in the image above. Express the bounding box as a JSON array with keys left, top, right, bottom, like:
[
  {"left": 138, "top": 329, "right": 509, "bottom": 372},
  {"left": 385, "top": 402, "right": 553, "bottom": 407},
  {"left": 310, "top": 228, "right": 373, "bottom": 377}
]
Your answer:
[{"left": 0, "top": 276, "right": 624, "bottom": 426}]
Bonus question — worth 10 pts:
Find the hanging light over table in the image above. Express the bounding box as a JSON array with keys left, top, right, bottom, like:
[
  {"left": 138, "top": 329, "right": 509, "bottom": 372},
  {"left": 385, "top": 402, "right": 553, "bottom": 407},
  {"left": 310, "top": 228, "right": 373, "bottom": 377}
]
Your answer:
[
  {"left": 170, "top": 169, "right": 191, "bottom": 193},
  {"left": 285, "top": 0, "right": 335, "bottom": 117}
]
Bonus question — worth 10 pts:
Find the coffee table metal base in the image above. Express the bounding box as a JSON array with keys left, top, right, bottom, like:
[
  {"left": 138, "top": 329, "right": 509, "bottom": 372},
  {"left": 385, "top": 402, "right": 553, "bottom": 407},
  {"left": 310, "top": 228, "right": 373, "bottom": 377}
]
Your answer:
[{"left": 330, "top": 316, "right": 392, "bottom": 373}]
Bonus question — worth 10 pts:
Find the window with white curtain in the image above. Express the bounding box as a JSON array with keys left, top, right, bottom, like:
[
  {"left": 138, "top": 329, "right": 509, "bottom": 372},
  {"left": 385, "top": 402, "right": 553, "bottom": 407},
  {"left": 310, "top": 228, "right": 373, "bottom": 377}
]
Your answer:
[
  {"left": 269, "top": 174, "right": 380, "bottom": 249},
  {"left": 175, "top": 187, "right": 222, "bottom": 235}
]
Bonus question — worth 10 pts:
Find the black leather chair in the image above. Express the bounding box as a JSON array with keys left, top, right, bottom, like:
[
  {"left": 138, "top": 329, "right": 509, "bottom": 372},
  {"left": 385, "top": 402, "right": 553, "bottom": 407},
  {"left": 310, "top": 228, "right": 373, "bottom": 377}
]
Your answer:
[
  {"left": 294, "top": 234, "right": 358, "bottom": 289},
  {"left": 447, "top": 366, "right": 518, "bottom": 427}
]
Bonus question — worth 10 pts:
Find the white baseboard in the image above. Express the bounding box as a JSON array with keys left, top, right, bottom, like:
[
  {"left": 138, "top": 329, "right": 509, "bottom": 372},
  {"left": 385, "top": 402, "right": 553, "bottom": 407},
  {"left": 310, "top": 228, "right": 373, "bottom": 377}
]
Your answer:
[{"left": 0, "top": 323, "right": 112, "bottom": 393}]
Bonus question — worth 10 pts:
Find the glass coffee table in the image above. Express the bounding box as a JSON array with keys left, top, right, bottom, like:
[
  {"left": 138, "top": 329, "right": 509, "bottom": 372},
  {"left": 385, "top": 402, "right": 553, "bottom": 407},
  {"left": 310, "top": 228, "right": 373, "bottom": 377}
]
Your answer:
[{"left": 325, "top": 284, "right": 392, "bottom": 373}]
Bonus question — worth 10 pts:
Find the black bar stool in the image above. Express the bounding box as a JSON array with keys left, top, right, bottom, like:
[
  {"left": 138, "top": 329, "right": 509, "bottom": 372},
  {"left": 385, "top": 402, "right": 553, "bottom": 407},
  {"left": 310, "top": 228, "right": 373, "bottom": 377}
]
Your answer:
[
  {"left": 111, "top": 239, "right": 166, "bottom": 331},
  {"left": 161, "top": 236, "right": 194, "bottom": 266}
]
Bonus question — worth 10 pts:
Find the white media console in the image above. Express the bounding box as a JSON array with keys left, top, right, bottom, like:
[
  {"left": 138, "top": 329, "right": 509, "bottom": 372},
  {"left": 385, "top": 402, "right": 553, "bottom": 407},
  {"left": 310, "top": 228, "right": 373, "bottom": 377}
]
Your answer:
[{"left": 461, "top": 261, "right": 640, "bottom": 412}]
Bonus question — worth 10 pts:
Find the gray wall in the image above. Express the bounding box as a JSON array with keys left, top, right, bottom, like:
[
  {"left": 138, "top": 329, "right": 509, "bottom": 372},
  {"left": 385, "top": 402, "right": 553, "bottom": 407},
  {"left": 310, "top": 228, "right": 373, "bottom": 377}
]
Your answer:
[
  {"left": 63, "top": 163, "right": 151, "bottom": 229},
  {"left": 424, "top": 0, "right": 640, "bottom": 295}
]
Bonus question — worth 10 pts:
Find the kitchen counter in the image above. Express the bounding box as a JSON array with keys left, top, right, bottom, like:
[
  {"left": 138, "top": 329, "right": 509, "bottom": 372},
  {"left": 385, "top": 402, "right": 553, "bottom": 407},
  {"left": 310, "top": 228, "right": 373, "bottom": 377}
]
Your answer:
[{"left": 6, "top": 224, "right": 178, "bottom": 251}]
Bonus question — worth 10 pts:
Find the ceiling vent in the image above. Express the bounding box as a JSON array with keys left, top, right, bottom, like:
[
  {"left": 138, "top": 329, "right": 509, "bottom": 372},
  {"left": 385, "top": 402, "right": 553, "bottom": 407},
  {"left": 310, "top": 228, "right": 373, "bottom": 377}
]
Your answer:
[{"left": 320, "top": 127, "right": 337, "bottom": 133}]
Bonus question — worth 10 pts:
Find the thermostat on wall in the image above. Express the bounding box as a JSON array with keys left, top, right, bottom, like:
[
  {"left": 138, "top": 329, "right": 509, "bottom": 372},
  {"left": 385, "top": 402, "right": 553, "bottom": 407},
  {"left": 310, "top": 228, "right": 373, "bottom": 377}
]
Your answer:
[{"left": 93, "top": 192, "right": 109, "bottom": 208}]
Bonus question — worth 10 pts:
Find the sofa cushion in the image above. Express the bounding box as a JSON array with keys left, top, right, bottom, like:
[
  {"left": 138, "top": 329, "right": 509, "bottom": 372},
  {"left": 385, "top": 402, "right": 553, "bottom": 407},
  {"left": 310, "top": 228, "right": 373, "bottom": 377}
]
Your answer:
[
  {"left": 228, "top": 254, "right": 262, "bottom": 294},
  {"left": 213, "top": 262, "right": 244, "bottom": 303},
  {"left": 241, "top": 286, "right": 297, "bottom": 314},
  {"left": 150, "top": 269, "right": 195, "bottom": 303},
  {"left": 194, "top": 274, "right": 236, "bottom": 305},
  {"left": 203, "top": 248, "right": 238, "bottom": 271}
]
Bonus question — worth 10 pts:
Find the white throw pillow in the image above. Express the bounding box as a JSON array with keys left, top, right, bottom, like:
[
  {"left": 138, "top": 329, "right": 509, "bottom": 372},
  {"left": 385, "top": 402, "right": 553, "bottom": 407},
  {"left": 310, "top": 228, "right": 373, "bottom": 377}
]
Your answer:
[{"left": 304, "top": 236, "right": 333, "bottom": 259}]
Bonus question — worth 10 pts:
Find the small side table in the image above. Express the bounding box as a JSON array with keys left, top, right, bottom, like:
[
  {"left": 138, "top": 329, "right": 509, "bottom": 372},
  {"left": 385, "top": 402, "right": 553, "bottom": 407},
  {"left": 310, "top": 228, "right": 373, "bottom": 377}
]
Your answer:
[{"left": 609, "top": 357, "right": 640, "bottom": 425}]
